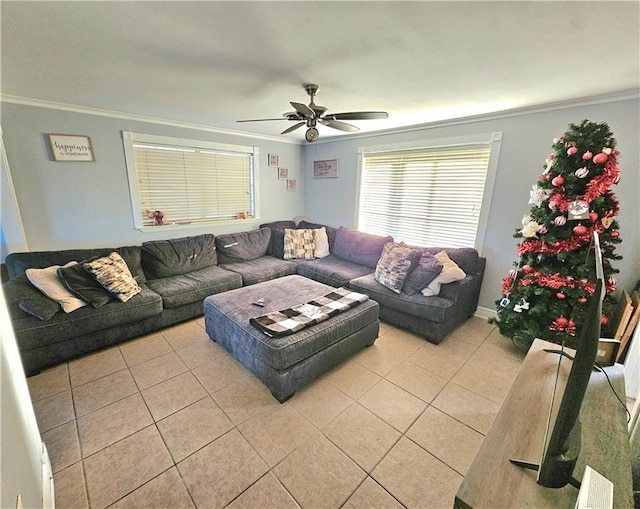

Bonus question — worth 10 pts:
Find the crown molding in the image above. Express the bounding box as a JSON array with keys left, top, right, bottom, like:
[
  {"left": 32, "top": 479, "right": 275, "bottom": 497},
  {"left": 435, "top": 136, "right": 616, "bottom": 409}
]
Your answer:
[{"left": 0, "top": 94, "right": 301, "bottom": 145}]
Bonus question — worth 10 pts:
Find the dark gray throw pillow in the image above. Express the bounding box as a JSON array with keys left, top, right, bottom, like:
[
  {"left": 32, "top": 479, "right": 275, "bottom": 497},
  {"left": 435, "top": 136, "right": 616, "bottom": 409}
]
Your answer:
[
  {"left": 57, "top": 261, "right": 114, "bottom": 308},
  {"left": 6, "top": 276, "right": 61, "bottom": 321},
  {"left": 402, "top": 253, "right": 444, "bottom": 295}
]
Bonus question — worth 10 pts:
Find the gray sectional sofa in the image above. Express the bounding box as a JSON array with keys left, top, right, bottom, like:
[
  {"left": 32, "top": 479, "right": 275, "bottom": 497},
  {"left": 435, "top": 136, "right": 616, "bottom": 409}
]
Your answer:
[{"left": 3, "top": 220, "right": 485, "bottom": 376}]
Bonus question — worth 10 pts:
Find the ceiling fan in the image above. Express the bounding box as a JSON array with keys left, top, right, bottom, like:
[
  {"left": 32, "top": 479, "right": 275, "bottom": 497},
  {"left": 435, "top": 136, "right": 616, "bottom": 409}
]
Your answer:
[{"left": 237, "top": 84, "right": 388, "bottom": 142}]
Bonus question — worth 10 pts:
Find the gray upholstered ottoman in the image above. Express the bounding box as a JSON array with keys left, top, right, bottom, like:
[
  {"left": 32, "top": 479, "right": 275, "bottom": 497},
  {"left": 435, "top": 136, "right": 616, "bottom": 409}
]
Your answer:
[{"left": 204, "top": 275, "right": 379, "bottom": 402}]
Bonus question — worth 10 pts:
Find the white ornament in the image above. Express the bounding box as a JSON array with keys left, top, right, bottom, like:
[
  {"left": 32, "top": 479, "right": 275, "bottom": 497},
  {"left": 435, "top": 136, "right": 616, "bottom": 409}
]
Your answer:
[
  {"left": 602, "top": 148, "right": 612, "bottom": 155},
  {"left": 528, "top": 185, "right": 551, "bottom": 207},
  {"left": 554, "top": 215, "right": 567, "bottom": 226},
  {"left": 575, "top": 167, "right": 589, "bottom": 178},
  {"left": 522, "top": 215, "right": 532, "bottom": 226},
  {"left": 521, "top": 221, "right": 539, "bottom": 238}
]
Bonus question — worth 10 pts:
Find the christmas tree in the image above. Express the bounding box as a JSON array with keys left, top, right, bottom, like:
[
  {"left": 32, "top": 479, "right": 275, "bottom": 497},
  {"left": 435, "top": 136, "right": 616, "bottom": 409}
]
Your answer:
[{"left": 491, "top": 120, "right": 622, "bottom": 350}]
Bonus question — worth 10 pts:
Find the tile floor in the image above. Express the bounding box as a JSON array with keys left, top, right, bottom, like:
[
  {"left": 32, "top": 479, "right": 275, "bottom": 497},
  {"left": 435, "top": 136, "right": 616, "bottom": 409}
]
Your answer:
[{"left": 28, "top": 316, "right": 526, "bottom": 509}]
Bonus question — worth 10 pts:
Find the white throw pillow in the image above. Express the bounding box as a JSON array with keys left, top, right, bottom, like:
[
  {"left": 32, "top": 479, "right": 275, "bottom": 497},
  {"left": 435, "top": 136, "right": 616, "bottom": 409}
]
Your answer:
[
  {"left": 26, "top": 262, "right": 89, "bottom": 313},
  {"left": 421, "top": 251, "right": 466, "bottom": 297},
  {"left": 313, "top": 227, "right": 330, "bottom": 258}
]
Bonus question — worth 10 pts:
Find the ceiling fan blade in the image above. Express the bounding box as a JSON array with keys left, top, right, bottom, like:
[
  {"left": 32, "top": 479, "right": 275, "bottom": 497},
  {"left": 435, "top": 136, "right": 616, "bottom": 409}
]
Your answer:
[
  {"left": 237, "top": 118, "right": 289, "bottom": 122},
  {"left": 290, "top": 101, "right": 315, "bottom": 118},
  {"left": 319, "top": 119, "right": 360, "bottom": 133},
  {"left": 281, "top": 122, "right": 306, "bottom": 135},
  {"left": 325, "top": 111, "right": 389, "bottom": 121}
]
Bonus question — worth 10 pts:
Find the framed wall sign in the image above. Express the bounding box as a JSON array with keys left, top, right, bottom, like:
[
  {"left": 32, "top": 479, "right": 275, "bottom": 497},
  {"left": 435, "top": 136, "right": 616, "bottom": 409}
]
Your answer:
[
  {"left": 268, "top": 153, "right": 279, "bottom": 167},
  {"left": 48, "top": 134, "right": 95, "bottom": 162},
  {"left": 313, "top": 159, "right": 338, "bottom": 178},
  {"left": 287, "top": 179, "right": 297, "bottom": 192},
  {"left": 278, "top": 167, "right": 289, "bottom": 180}
]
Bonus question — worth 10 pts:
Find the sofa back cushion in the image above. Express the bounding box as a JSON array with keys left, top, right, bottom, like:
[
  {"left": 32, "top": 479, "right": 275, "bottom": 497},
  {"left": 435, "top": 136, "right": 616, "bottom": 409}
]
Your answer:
[
  {"left": 216, "top": 228, "right": 271, "bottom": 264},
  {"left": 333, "top": 227, "right": 393, "bottom": 269},
  {"left": 259, "top": 220, "right": 296, "bottom": 258},
  {"left": 142, "top": 234, "right": 217, "bottom": 279},
  {"left": 420, "top": 247, "right": 480, "bottom": 275}
]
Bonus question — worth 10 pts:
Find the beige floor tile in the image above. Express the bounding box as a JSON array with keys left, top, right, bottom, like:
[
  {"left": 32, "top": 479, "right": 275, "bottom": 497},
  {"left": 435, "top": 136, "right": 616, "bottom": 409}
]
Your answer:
[
  {"left": 176, "top": 339, "right": 227, "bottom": 369},
  {"left": 195, "top": 316, "right": 206, "bottom": 329},
  {"left": 33, "top": 390, "right": 75, "bottom": 433},
  {"left": 324, "top": 360, "right": 381, "bottom": 399},
  {"left": 353, "top": 341, "right": 415, "bottom": 376},
  {"left": 238, "top": 403, "right": 319, "bottom": 467},
  {"left": 372, "top": 437, "right": 463, "bottom": 509},
  {"left": 375, "top": 327, "right": 426, "bottom": 354},
  {"left": 110, "top": 467, "right": 195, "bottom": 509},
  {"left": 431, "top": 382, "right": 501, "bottom": 435},
  {"left": 227, "top": 473, "right": 300, "bottom": 509},
  {"left": 157, "top": 396, "right": 233, "bottom": 463},
  {"left": 447, "top": 316, "right": 495, "bottom": 346},
  {"left": 343, "top": 477, "right": 404, "bottom": 509},
  {"left": 359, "top": 379, "right": 427, "bottom": 432},
  {"left": 212, "top": 376, "right": 279, "bottom": 425},
  {"left": 407, "top": 406, "right": 484, "bottom": 476},
  {"left": 289, "top": 377, "right": 354, "bottom": 429},
  {"left": 162, "top": 320, "right": 211, "bottom": 350},
  {"left": 141, "top": 371, "right": 208, "bottom": 421},
  {"left": 192, "top": 355, "right": 256, "bottom": 395},
  {"left": 129, "top": 351, "right": 189, "bottom": 390},
  {"left": 41, "top": 421, "right": 80, "bottom": 473},
  {"left": 273, "top": 434, "right": 366, "bottom": 509},
  {"left": 178, "top": 429, "right": 268, "bottom": 509},
  {"left": 411, "top": 343, "right": 466, "bottom": 380},
  {"left": 433, "top": 335, "right": 480, "bottom": 361},
  {"left": 119, "top": 333, "right": 173, "bottom": 367},
  {"left": 53, "top": 462, "right": 89, "bottom": 509},
  {"left": 77, "top": 393, "right": 153, "bottom": 457},
  {"left": 468, "top": 341, "right": 524, "bottom": 376},
  {"left": 385, "top": 360, "right": 448, "bottom": 403},
  {"left": 323, "top": 403, "right": 400, "bottom": 472},
  {"left": 69, "top": 348, "right": 127, "bottom": 387},
  {"left": 27, "top": 364, "right": 70, "bottom": 402},
  {"left": 451, "top": 361, "right": 516, "bottom": 404},
  {"left": 378, "top": 320, "right": 394, "bottom": 336},
  {"left": 72, "top": 369, "right": 138, "bottom": 417},
  {"left": 83, "top": 426, "right": 173, "bottom": 509}
]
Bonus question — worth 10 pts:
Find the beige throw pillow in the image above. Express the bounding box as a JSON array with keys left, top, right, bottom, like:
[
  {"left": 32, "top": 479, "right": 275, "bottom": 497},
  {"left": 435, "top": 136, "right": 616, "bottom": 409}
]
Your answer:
[
  {"left": 26, "top": 262, "right": 89, "bottom": 313},
  {"left": 421, "top": 251, "right": 466, "bottom": 296},
  {"left": 283, "top": 229, "right": 315, "bottom": 260},
  {"left": 313, "top": 227, "right": 330, "bottom": 258}
]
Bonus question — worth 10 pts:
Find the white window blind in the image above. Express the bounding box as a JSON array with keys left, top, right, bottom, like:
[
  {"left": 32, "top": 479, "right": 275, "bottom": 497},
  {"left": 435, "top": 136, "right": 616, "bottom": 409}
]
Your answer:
[
  {"left": 123, "top": 133, "right": 257, "bottom": 228},
  {"left": 358, "top": 138, "right": 498, "bottom": 249}
]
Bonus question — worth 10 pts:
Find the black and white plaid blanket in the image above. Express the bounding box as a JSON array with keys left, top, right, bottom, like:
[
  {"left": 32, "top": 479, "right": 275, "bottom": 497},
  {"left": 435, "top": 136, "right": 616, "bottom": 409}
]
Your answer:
[{"left": 250, "top": 287, "right": 369, "bottom": 337}]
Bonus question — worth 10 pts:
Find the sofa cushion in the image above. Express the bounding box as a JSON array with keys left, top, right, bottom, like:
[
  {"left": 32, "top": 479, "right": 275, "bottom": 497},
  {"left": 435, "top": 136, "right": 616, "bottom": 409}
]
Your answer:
[
  {"left": 26, "top": 262, "right": 89, "bottom": 313},
  {"left": 145, "top": 265, "right": 242, "bottom": 308},
  {"left": 297, "top": 221, "right": 338, "bottom": 252},
  {"left": 422, "top": 251, "right": 466, "bottom": 297},
  {"left": 216, "top": 228, "right": 271, "bottom": 264},
  {"left": 333, "top": 227, "right": 393, "bottom": 269},
  {"left": 295, "top": 254, "right": 374, "bottom": 288},
  {"left": 83, "top": 252, "right": 142, "bottom": 302},
  {"left": 259, "top": 220, "right": 296, "bottom": 258},
  {"left": 221, "top": 256, "right": 297, "bottom": 286},
  {"left": 284, "top": 229, "right": 315, "bottom": 260},
  {"left": 57, "top": 261, "right": 114, "bottom": 308},
  {"left": 349, "top": 273, "right": 453, "bottom": 323},
  {"left": 374, "top": 243, "right": 422, "bottom": 294},
  {"left": 402, "top": 253, "right": 444, "bottom": 296},
  {"left": 142, "top": 234, "right": 218, "bottom": 279}
]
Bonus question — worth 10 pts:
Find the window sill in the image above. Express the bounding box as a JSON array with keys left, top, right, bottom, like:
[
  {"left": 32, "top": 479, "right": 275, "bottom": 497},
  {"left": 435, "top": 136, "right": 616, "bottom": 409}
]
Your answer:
[{"left": 136, "top": 218, "right": 261, "bottom": 233}]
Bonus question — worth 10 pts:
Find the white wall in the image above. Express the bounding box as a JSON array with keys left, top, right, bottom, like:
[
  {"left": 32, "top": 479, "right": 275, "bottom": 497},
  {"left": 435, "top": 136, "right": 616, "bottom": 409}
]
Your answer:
[
  {"left": 0, "top": 103, "right": 305, "bottom": 253},
  {"left": 302, "top": 98, "right": 640, "bottom": 311}
]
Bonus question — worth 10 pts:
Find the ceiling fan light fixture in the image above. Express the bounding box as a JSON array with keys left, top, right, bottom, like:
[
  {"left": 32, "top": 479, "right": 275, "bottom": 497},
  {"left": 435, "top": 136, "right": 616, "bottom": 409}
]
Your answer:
[{"left": 305, "top": 127, "right": 319, "bottom": 143}]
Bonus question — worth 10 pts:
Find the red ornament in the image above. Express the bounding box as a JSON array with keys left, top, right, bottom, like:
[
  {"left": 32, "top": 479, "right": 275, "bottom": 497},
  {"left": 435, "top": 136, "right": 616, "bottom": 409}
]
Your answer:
[
  {"left": 567, "top": 147, "right": 578, "bottom": 156},
  {"left": 611, "top": 230, "right": 620, "bottom": 238},
  {"left": 593, "top": 153, "right": 608, "bottom": 164},
  {"left": 556, "top": 316, "right": 569, "bottom": 326},
  {"left": 556, "top": 292, "right": 566, "bottom": 299},
  {"left": 578, "top": 297, "right": 587, "bottom": 303},
  {"left": 601, "top": 315, "right": 608, "bottom": 325},
  {"left": 522, "top": 264, "right": 534, "bottom": 274},
  {"left": 582, "top": 151, "right": 593, "bottom": 160},
  {"left": 551, "top": 176, "right": 565, "bottom": 186},
  {"left": 589, "top": 212, "right": 598, "bottom": 222},
  {"left": 573, "top": 225, "right": 588, "bottom": 235}
]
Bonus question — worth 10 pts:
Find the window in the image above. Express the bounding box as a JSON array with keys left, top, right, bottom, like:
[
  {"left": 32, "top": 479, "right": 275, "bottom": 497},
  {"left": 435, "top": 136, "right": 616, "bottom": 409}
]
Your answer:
[
  {"left": 357, "top": 133, "right": 501, "bottom": 250},
  {"left": 123, "top": 132, "right": 258, "bottom": 229}
]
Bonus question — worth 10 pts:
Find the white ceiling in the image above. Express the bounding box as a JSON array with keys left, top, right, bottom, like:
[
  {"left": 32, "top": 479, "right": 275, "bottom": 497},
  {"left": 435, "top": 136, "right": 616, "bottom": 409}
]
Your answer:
[{"left": 2, "top": 1, "right": 639, "bottom": 142}]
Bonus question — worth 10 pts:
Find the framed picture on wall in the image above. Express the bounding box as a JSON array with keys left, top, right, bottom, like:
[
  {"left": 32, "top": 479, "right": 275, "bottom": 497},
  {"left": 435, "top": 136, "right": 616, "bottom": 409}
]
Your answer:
[
  {"left": 48, "top": 134, "right": 95, "bottom": 162},
  {"left": 278, "top": 167, "right": 289, "bottom": 180},
  {"left": 313, "top": 159, "right": 338, "bottom": 178},
  {"left": 287, "top": 179, "right": 297, "bottom": 192},
  {"left": 268, "top": 153, "right": 279, "bottom": 167}
]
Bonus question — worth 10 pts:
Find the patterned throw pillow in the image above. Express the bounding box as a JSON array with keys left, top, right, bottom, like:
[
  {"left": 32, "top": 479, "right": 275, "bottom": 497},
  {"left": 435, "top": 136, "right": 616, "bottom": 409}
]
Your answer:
[
  {"left": 375, "top": 242, "right": 422, "bottom": 294},
  {"left": 283, "top": 229, "right": 315, "bottom": 260},
  {"left": 83, "top": 252, "right": 141, "bottom": 302}
]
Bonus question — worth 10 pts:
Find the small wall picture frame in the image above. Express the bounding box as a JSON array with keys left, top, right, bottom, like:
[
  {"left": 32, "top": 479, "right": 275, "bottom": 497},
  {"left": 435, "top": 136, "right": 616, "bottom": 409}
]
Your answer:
[
  {"left": 278, "top": 167, "right": 289, "bottom": 180},
  {"left": 48, "top": 134, "right": 95, "bottom": 162},
  {"left": 268, "top": 153, "right": 279, "bottom": 167},
  {"left": 313, "top": 159, "right": 338, "bottom": 178},
  {"left": 287, "top": 179, "right": 297, "bottom": 192}
]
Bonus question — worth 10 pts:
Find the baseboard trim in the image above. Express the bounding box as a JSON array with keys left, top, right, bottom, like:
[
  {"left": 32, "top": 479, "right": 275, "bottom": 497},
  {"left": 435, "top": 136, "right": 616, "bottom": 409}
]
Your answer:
[{"left": 474, "top": 306, "right": 497, "bottom": 320}]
